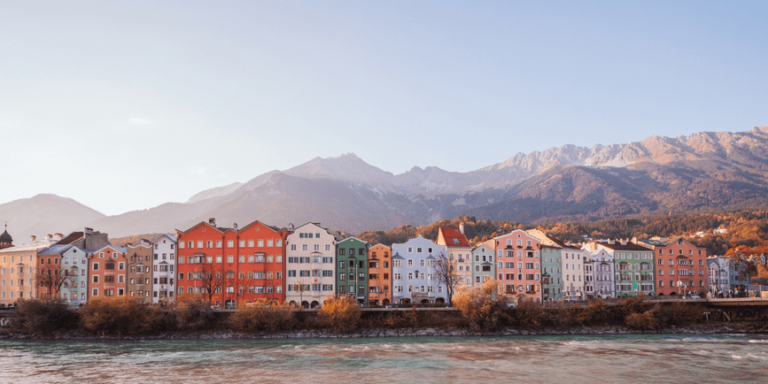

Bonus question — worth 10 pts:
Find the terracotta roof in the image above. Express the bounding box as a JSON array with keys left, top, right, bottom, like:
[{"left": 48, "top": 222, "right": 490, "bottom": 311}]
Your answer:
[
  {"left": 56, "top": 232, "right": 84, "bottom": 245},
  {"left": 439, "top": 227, "right": 470, "bottom": 248}
]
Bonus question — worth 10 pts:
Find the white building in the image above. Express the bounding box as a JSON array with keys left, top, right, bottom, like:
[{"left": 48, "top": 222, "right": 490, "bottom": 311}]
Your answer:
[
  {"left": 584, "top": 248, "right": 615, "bottom": 299},
  {"left": 152, "top": 234, "right": 177, "bottom": 304},
  {"left": 285, "top": 223, "right": 336, "bottom": 308},
  {"left": 391, "top": 235, "right": 448, "bottom": 304}
]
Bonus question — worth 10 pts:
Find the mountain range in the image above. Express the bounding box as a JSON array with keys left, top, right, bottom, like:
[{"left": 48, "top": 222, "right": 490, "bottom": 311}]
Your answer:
[{"left": 2, "top": 126, "right": 768, "bottom": 242}]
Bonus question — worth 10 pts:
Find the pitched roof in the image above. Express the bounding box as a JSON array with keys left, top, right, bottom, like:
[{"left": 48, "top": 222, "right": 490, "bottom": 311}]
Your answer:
[
  {"left": 56, "top": 232, "right": 84, "bottom": 245},
  {"left": 598, "top": 242, "right": 649, "bottom": 251},
  {"left": 438, "top": 227, "right": 470, "bottom": 248}
]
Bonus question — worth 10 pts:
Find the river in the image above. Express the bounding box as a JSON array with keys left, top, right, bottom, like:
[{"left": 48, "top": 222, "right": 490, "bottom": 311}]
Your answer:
[{"left": 1, "top": 334, "right": 766, "bottom": 383}]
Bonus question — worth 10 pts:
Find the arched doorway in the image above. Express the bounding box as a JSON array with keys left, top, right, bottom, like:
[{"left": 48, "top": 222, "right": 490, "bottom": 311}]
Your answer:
[
  {"left": 435, "top": 298, "right": 445, "bottom": 304},
  {"left": 382, "top": 299, "right": 390, "bottom": 306},
  {"left": 224, "top": 300, "right": 236, "bottom": 309},
  {"left": 669, "top": 292, "right": 677, "bottom": 296},
  {"left": 289, "top": 300, "right": 297, "bottom": 307},
  {"left": 301, "top": 301, "right": 309, "bottom": 308},
  {"left": 310, "top": 301, "right": 320, "bottom": 308},
  {"left": 420, "top": 299, "right": 429, "bottom": 304},
  {"left": 401, "top": 298, "right": 411, "bottom": 304},
  {"left": 657, "top": 293, "right": 664, "bottom": 297}
]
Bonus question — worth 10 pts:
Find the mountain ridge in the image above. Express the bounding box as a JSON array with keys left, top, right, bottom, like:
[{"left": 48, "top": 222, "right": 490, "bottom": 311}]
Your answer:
[{"left": 2, "top": 127, "right": 768, "bottom": 240}]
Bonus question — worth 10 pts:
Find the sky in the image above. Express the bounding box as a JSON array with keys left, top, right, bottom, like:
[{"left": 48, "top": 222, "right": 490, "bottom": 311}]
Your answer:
[{"left": 1, "top": 1, "right": 767, "bottom": 216}]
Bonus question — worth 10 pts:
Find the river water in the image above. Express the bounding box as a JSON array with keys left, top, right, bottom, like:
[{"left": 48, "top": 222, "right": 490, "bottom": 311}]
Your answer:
[{"left": 1, "top": 334, "right": 766, "bottom": 383}]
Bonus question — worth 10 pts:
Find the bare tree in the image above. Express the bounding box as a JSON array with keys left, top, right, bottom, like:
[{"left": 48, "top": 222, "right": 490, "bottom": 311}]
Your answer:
[
  {"left": 195, "top": 262, "right": 224, "bottom": 307},
  {"left": 726, "top": 245, "right": 758, "bottom": 282},
  {"left": 38, "top": 267, "right": 69, "bottom": 299},
  {"left": 435, "top": 252, "right": 459, "bottom": 306},
  {"left": 295, "top": 278, "right": 308, "bottom": 308}
]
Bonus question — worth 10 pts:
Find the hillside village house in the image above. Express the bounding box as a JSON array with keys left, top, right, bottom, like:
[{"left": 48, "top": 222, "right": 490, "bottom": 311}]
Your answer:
[
  {"left": 152, "top": 234, "right": 177, "bottom": 304},
  {"left": 391, "top": 235, "right": 448, "bottom": 304},
  {"left": 285, "top": 223, "right": 336, "bottom": 308},
  {"left": 88, "top": 245, "right": 128, "bottom": 299},
  {"left": 471, "top": 240, "right": 496, "bottom": 287},
  {"left": 335, "top": 237, "right": 368, "bottom": 304},
  {"left": 127, "top": 239, "right": 153, "bottom": 303},
  {"left": 367, "top": 243, "right": 392, "bottom": 306},
  {"left": 494, "top": 230, "right": 543, "bottom": 303}
]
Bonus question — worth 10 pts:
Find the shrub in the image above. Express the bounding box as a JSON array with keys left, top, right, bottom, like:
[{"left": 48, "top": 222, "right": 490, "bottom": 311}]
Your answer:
[
  {"left": 175, "top": 295, "right": 215, "bottom": 331},
  {"left": 318, "top": 294, "right": 361, "bottom": 332},
  {"left": 514, "top": 297, "right": 545, "bottom": 330},
  {"left": 381, "top": 309, "right": 420, "bottom": 330},
  {"left": 625, "top": 310, "right": 658, "bottom": 331},
  {"left": 655, "top": 302, "right": 704, "bottom": 327},
  {"left": 545, "top": 302, "right": 579, "bottom": 329},
  {"left": 615, "top": 295, "right": 652, "bottom": 320},
  {"left": 11, "top": 299, "right": 79, "bottom": 335},
  {"left": 81, "top": 296, "right": 150, "bottom": 335},
  {"left": 452, "top": 279, "right": 510, "bottom": 332},
  {"left": 577, "top": 299, "right": 611, "bottom": 326},
  {"left": 230, "top": 303, "right": 296, "bottom": 333}
]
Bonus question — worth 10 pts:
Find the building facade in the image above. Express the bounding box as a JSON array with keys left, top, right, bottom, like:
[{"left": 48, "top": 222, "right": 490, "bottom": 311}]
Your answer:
[
  {"left": 391, "top": 235, "right": 448, "bottom": 304},
  {"left": 494, "top": 230, "right": 543, "bottom": 303},
  {"left": 638, "top": 237, "right": 707, "bottom": 296},
  {"left": 152, "top": 234, "right": 177, "bottom": 304},
  {"left": 471, "top": 240, "right": 496, "bottom": 287},
  {"left": 60, "top": 246, "right": 89, "bottom": 307},
  {"left": 127, "top": 239, "right": 153, "bottom": 303},
  {"left": 0, "top": 242, "right": 51, "bottom": 306},
  {"left": 285, "top": 223, "right": 336, "bottom": 308},
  {"left": 593, "top": 241, "right": 655, "bottom": 297},
  {"left": 584, "top": 248, "right": 615, "bottom": 299},
  {"left": 88, "top": 245, "right": 128, "bottom": 299},
  {"left": 177, "top": 219, "right": 287, "bottom": 308},
  {"left": 707, "top": 257, "right": 730, "bottom": 295},
  {"left": 436, "top": 226, "right": 473, "bottom": 288},
  {"left": 540, "top": 244, "right": 562, "bottom": 301},
  {"left": 367, "top": 243, "right": 392, "bottom": 306},
  {"left": 336, "top": 237, "right": 368, "bottom": 304}
]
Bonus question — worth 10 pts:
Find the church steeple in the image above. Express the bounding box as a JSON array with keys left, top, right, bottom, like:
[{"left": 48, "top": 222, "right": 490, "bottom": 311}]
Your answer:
[{"left": 0, "top": 222, "right": 13, "bottom": 249}]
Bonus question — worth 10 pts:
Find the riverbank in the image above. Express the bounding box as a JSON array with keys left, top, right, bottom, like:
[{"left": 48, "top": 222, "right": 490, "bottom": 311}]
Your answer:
[{"left": 2, "top": 321, "right": 766, "bottom": 341}]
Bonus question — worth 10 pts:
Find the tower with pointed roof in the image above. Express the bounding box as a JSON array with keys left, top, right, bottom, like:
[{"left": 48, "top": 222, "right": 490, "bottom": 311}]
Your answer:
[{"left": 0, "top": 222, "right": 13, "bottom": 249}]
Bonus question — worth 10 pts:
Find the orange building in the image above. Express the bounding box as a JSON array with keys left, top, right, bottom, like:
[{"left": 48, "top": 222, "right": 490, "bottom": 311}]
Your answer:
[
  {"left": 88, "top": 245, "right": 128, "bottom": 299},
  {"left": 639, "top": 237, "right": 707, "bottom": 297},
  {"left": 176, "top": 218, "right": 287, "bottom": 308},
  {"left": 367, "top": 243, "right": 392, "bottom": 306}
]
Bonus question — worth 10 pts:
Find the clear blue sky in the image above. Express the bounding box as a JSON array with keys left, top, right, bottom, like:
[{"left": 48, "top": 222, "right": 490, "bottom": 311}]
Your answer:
[{"left": 1, "top": 1, "right": 766, "bottom": 215}]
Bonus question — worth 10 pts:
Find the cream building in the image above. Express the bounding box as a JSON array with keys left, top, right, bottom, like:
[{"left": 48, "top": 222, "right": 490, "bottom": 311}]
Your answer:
[{"left": 285, "top": 223, "right": 336, "bottom": 308}]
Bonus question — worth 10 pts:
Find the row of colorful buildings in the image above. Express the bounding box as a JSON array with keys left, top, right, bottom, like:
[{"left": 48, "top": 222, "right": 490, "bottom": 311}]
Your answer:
[{"left": 0, "top": 219, "right": 752, "bottom": 308}]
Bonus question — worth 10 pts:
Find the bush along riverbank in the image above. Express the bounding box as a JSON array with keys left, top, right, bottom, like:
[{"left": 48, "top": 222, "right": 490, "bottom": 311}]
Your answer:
[{"left": 2, "top": 288, "right": 767, "bottom": 341}]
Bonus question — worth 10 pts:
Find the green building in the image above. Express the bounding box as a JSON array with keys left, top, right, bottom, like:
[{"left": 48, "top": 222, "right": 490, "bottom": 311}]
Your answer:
[
  {"left": 541, "top": 244, "right": 563, "bottom": 301},
  {"left": 598, "top": 242, "right": 655, "bottom": 297},
  {"left": 336, "top": 237, "right": 369, "bottom": 304}
]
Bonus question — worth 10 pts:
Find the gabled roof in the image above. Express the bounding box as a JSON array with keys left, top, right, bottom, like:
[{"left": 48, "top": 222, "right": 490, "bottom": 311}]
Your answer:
[
  {"left": 370, "top": 243, "right": 391, "bottom": 249},
  {"left": 392, "top": 253, "right": 405, "bottom": 260},
  {"left": 598, "top": 242, "right": 649, "bottom": 251},
  {"left": 93, "top": 245, "right": 127, "bottom": 254},
  {"left": 56, "top": 231, "right": 85, "bottom": 245},
  {"left": 338, "top": 237, "right": 367, "bottom": 245},
  {"left": 238, "top": 219, "right": 283, "bottom": 235},
  {"left": 438, "top": 227, "right": 470, "bottom": 248},
  {"left": 154, "top": 234, "right": 178, "bottom": 244}
]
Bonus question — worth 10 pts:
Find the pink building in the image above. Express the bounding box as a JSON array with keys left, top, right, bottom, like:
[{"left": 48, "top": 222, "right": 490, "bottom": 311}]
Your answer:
[{"left": 494, "top": 230, "right": 543, "bottom": 303}]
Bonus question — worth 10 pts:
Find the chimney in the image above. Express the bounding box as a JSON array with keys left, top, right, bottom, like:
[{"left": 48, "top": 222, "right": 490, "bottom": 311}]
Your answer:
[
  {"left": 54, "top": 233, "right": 63, "bottom": 241},
  {"left": 46, "top": 234, "right": 52, "bottom": 241},
  {"left": 209, "top": 217, "right": 216, "bottom": 226},
  {"left": 459, "top": 222, "right": 465, "bottom": 235},
  {"left": 620, "top": 238, "right": 627, "bottom": 245},
  {"left": 31, "top": 235, "right": 36, "bottom": 243},
  {"left": 233, "top": 223, "right": 239, "bottom": 231},
  {"left": 608, "top": 239, "right": 614, "bottom": 244}
]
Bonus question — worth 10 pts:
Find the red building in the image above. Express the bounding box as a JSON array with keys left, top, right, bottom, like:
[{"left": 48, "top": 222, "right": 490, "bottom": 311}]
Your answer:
[
  {"left": 639, "top": 237, "right": 707, "bottom": 296},
  {"left": 176, "top": 218, "right": 288, "bottom": 308},
  {"left": 88, "top": 245, "right": 128, "bottom": 299},
  {"left": 493, "top": 230, "right": 543, "bottom": 303}
]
